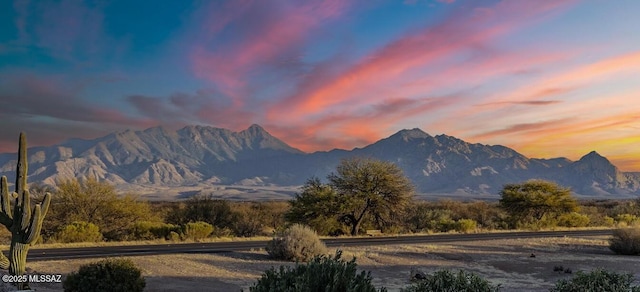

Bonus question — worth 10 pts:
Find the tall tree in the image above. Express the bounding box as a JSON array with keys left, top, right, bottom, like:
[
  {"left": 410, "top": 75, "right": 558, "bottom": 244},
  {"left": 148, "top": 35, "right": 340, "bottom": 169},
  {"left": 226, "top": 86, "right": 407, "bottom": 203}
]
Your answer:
[
  {"left": 286, "top": 158, "right": 414, "bottom": 236},
  {"left": 329, "top": 158, "right": 414, "bottom": 235},
  {"left": 286, "top": 177, "right": 343, "bottom": 235},
  {"left": 499, "top": 179, "right": 578, "bottom": 228}
]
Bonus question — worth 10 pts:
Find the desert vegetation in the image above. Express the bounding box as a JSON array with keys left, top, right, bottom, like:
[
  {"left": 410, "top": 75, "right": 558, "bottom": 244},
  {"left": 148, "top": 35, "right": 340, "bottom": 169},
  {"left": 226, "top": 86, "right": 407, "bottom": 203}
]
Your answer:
[
  {"left": 63, "top": 258, "right": 146, "bottom": 292},
  {"left": 550, "top": 269, "right": 640, "bottom": 292},
  {"left": 400, "top": 269, "right": 501, "bottom": 292},
  {"left": 0, "top": 133, "right": 52, "bottom": 290},
  {"left": 9, "top": 158, "right": 638, "bottom": 246},
  {"left": 248, "top": 251, "right": 385, "bottom": 292},
  {"left": 287, "top": 158, "right": 414, "bottom": 236},
  {"left": 265, "top": 223, "right": 327, "bottom": 262},
  {"left": 609, "top": 227, "right": 640, "bottom": 255},
  {"left": 4, "top": 135, "right": 640, "bottom": 291}
]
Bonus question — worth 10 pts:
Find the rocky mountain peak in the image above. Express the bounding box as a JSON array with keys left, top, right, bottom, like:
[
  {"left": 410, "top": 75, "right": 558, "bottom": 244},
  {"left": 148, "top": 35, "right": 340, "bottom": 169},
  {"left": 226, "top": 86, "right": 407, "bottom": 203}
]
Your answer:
[
  {"left": 580, "top": 151, "right": 608, "bottom": 162},
  {"left": 240, "top": 124, "right": 270, "bottom": 138},
  {"left": 391, "top": 128, "right": 430, "bottom": 141},
  {"left": 0, "top": 125, "right": 638, "bottom": 198},
  {"left": 573, "top": 151, "right": 617, "bottom": 173}
]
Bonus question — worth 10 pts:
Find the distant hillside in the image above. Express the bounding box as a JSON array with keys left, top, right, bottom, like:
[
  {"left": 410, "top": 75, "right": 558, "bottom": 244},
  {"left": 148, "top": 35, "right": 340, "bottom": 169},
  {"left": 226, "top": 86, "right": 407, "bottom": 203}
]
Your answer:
[{"left": 0, "top": 125, "right": 638, "bottom": 199}]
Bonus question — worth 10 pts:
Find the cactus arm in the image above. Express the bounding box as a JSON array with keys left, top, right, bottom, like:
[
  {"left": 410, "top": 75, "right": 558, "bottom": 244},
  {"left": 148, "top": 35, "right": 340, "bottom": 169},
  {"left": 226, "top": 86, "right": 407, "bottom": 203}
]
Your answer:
[
  {"left": 39, "top": 192, "right": 50, "bottom": 219},
  {"left": 25, "top": 207, "right": 41, "bottom": 244},
  {"left": 25, "top": 193, "right": 50, "bottom": 244},
  {"left": 20, "top": 190, "right": 31, "bottom": 232},
  {"left": 0, "top": 177, "right": 12, "bottom": 228},
  {"left": 15, "top": 133, "right": 27, "bottom": 197}
]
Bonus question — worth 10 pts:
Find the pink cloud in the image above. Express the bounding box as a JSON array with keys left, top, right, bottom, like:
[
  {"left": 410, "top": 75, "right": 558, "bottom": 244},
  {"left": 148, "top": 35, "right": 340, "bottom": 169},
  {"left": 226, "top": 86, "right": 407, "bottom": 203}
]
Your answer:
[
  {"left": 268, "top": 0, "right": 576, "bottom": 122},
  {"left": 190, "top": 0, "right": 350, "bottom": 106},
  {"left": 262, "top": 95, "right": 462, "bottom": 151}
]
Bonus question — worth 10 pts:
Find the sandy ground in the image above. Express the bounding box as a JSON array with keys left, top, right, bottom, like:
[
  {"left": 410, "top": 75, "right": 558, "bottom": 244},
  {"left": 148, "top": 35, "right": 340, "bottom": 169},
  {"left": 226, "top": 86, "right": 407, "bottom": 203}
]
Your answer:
[{"left": 10, "top": 235, "right": 640, "bottom": 292}]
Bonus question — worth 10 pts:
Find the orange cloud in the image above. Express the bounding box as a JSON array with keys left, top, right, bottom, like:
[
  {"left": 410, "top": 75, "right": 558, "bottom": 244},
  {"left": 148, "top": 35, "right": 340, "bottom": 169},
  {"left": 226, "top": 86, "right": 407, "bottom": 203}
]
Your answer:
[
  {"left": 483, "top": 51, "right": 640, "bottom": 107},
  {"left": 268, "top": 0, "right": 576, "bottom": 123},
  {"left": 266, "top": 95, "right": 461, "bottom": 152}
]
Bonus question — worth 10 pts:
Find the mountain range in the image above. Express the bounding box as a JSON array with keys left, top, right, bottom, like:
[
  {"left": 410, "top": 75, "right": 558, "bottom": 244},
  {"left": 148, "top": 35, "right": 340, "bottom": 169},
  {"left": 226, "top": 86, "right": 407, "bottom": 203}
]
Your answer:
[{"left": 1, "top": 124, "right": 639, "bottom": 199}]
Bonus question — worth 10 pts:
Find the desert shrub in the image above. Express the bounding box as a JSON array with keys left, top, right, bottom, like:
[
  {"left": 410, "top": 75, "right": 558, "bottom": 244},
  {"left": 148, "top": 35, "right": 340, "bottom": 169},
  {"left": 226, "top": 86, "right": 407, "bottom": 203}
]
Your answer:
[
  {"left": 609, "top": 228, "right": 640, "bottom": 255},
  {"left": 253, "top": 201, "right": 289, "bottom": 232},
  {"left": 550, "top": 268, "right": 640, "bottom": 292},
  {"left": 436, "top": 218, "right": 457, "bottom": 232},
  {"left": 168, "top": 231, "right": 181, "bottom": 241},
  {"left": 130, "top": 221, "right": 181, "bottom": 240},
  {"left": 455, "top": 219, "right": 477, "bottom": 233},
  {"left": 406, "top": 207, "right": 456, "bottom": 233},
  {"left": 463, "top": 201, "right": 508, "bottom": 230},
  {"left": 615, "top": 214, "right": 640, "bottom": 227},
  {"left": 557, "top": 212, "right": 590, "bottom": 228},
  {"left": 249, "top": 250, "right": 386, "bottom": 292},
  {"left": 400, "top": 269, "right": 501, "bottom": 292},
  {"left": 45, "top": 178, "right": 158, "bottom": 241},
  {"left": 266, "top": 224, "right": 327, "bottom": 262},
  {"left": 63, "top": 258, "right": 145, "bottom": 292},
  {"left": 579, "top": 206, "right": 616, "bottom": 227},
  {"left": 54, "top": 221, "right": 103, "bottom": 243},
  {"left": 168, "top": 194, "right": 235, "bottom": 228},
  {"left": 604, "top": 216, "right": 616, "bottom": 227},
  {"left": 183, "top": 221, "right": 214, "bottom": 241},
  {"left": 231, "top": 202, "right": 271, "bottom": 237}
]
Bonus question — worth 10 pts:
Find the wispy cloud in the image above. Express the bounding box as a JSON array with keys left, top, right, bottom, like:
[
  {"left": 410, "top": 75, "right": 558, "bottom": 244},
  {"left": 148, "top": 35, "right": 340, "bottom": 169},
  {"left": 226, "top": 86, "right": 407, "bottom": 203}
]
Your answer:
[
  {"left": 0, "top": 74, "right": 153, "bottom": 152},
  {"left": 266, "top": 95, "right": 461, "bottom": 151},
  {"left": 255, "top": 0, "right": 577, "bottom": 150},
  {"left": 478, "top": 100, "right": 563, "bottom": 107},
  {"left": 471, "top": 118, "right": 573, "bottom": 141},
  {"left": 189, "top": 0, "right": 350, "bottom": 106}
]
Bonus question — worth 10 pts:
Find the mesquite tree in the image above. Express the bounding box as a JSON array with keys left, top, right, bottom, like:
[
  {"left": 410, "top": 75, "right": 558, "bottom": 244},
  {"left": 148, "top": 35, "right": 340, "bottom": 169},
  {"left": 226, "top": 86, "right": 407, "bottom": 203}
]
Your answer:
[{"left": 0, "top": 133, "right": 51, "bottom": 290}]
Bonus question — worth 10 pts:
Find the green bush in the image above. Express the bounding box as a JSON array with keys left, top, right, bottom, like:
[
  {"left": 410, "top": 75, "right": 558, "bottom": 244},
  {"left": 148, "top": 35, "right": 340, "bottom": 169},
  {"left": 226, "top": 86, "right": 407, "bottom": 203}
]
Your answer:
[
  {"left": 609, "top": 228, "right": 640, "bottom": 255},
  {"left": 266, "top": 223, "right": 327, "bottom": 262},
  {"left": 63, "top": 258, "right": 146, "bottom": 292},
  {"left": 400, "top": 269, "right": 501, "bottom": 292},
  {"left": 557, "top": 212, "right": 590, "bottom": 228},
  {"left": 615, "top": 214, "right": 640, "bottom": 227},
  {"left": 130, "top": 221, "right": 180, "bottom": 240},
  {"left": 168, "top": 231, "right": 181, "bottom": 241},
  {"left": 249, "top": 250, "right": 386, "bottom": 292},
  {"left": 45, "top": 178, "right": 159, "bottom": 242},
  {"left": 54, "top": 221, "right": 103, "bottom": 243},
  {"left": 455, "top": 219, "right": 478, "bottom": 233},
  {"left": 183, "top": 221, "right": 214, "bottom": 241},
  {"left": 436, "top": 218, "right": 457, "bottom": 232},
  {"left": 550, "top": 268, "right": 640, "bottom": 292}
]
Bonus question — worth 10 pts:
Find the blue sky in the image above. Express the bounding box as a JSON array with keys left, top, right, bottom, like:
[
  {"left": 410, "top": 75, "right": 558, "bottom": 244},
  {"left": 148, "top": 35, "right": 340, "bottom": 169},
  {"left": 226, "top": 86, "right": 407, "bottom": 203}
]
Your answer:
[{"left": 1, "top": 0, "right": 639, "bottom": 170}]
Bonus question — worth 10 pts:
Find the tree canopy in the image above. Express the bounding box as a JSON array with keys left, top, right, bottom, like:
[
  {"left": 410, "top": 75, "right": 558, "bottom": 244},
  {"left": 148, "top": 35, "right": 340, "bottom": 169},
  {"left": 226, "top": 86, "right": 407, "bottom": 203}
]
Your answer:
[
  {"left": 498, "top": 180, "right": 578, "bottom": 228},
  {"left": 287, "top": 158, "right": 415, "bottom": 236}
]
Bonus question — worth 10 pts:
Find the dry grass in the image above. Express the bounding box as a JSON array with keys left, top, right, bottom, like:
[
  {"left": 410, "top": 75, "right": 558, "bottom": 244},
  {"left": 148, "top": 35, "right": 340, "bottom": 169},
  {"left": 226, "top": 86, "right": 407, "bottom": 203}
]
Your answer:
[
  {"left": 19, "top": 234, "right": 638, "bottom": 292},
  {"left": 0, "top": 236, "right": 274, "bottom": 251}
]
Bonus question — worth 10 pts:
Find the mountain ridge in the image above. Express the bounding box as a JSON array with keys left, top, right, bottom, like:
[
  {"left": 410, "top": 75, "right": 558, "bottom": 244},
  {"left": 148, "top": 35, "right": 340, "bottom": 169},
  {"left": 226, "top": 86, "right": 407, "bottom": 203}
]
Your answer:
[{"left": 0, "top": 124, "right": 638, "bottom": 198}]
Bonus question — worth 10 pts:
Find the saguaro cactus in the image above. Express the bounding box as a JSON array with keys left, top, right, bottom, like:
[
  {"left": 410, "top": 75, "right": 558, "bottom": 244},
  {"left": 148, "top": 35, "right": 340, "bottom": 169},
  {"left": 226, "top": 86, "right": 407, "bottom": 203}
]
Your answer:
[{"left": 0, "top": 133, "right": 51, "bottom": 290}]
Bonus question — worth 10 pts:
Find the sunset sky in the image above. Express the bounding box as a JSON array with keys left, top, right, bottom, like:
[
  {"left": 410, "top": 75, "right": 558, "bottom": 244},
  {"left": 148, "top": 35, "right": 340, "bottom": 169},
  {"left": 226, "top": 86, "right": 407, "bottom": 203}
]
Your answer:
[{"left": 1, "top": 0, "right": 639, "bottom": 171}]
